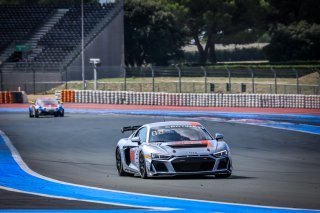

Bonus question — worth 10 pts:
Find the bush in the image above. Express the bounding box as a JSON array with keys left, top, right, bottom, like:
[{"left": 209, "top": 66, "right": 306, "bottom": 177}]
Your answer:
[
  {"left": 183, "top": 47, "right": 266, "bottom": 63},
  {"left": 264, "top": 21, "right": 320, "bottom": 61}
]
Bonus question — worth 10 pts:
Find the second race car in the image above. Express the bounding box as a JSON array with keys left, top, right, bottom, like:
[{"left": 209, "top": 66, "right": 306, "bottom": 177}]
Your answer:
[{"left": 29, "top": 98, "right": 64, "bottom": 118}]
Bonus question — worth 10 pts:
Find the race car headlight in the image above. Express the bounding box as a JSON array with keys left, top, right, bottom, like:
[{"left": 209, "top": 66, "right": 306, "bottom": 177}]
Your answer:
[
  {"left": 213, "top": 150, "right": 228, "bottom": 158},
  {"left": 151, "top": 153, "right": 171, "bottom": 160}
]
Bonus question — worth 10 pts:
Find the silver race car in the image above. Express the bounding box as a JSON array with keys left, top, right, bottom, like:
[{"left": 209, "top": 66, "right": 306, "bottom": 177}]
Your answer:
[{"left": 115, "top": 121, "right": 232, "bottom": 178}]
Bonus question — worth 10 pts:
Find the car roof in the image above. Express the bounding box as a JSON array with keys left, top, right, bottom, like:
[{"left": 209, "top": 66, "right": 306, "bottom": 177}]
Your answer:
[{"left": 144, "top": 121, "right": 202, "bottom": 128}]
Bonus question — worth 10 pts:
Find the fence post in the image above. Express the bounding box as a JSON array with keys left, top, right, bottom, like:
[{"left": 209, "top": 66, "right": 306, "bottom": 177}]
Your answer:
[
  {"left": 123, "top": 66, "right": 127, "bottom": 91},
  {"left": 24, "top": 62, "right": 27, "bottom": 73},
  {"left": 65, "top": 67, "right": 68, "bottom": 89},
  {"left": 25, "top": 82, "right": 27, "bottom": 93},
  {"left": 32, "top": 67, "right": 36, "bottom": 94},
  {"left": 0, "top": 69, "right": 3, "bottom": 91},
  {"left": 315, "top": 69, "right": 320, "bottom": 95},
  {"left": 92, "top": 64, "right": 96, "bottom": 90},
  {"left": 271, "top": 67, "right": 277, "bottom": 94},
  {"left": 249, "top": 67, "right": 255, "bottom": 93},
  {"left": 201, "top": 66, "right": 207, "bottom": 93},
  {"left": 150, "top": 66, "right": 155, "bottom": 92},
  {"left": 175, "top": 65, "right": 182, "bottom": 93},
  {"left": 293, "top": 68, "right": 299, "bottom": 94},
  {"left": 225, "top": 66, "right": 231, "bottom": 93}
]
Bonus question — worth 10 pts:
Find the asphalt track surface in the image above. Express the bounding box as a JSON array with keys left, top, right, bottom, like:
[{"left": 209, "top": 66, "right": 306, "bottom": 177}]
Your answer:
[{"left": 0, "top": 112, "right": 320, "bottom": 211}]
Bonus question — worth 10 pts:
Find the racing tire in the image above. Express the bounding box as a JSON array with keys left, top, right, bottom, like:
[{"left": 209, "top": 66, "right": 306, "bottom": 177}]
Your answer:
[
  {"left": 215, "top": 173, "right": 231, "bottom": 178},
  {"left": 60, "top": 110, "right": 64, "bottom": 117},
  {"left": 116, "top": 148, "right": 129, "bottom": 176},
  {"left": 139, "top": 152, "right": 148, "bottom": 179},
  {"left": 34, "top": 109, "right": 39, "bottom": 118},
  {"left": 29, "top": 111, "right": 34, "bottom": 118}
]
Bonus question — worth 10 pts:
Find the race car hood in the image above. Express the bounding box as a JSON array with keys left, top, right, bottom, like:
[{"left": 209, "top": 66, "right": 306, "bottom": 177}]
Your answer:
[
  {"left": 44, "top": 104, "right": 58, "bottom": 108},
  {"left": 151, "top": 140, "right": 218, "bottom": 156}
]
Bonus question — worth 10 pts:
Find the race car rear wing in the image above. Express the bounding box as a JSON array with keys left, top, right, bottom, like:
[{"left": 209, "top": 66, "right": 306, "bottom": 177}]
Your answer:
[{"left": 121, "top": 125, "right": 142, "bottom": 133}]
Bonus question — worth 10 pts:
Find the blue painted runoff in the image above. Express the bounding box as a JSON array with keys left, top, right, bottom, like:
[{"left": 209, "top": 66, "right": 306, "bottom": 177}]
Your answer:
[
  {"left": 258, "top": 123, "right": 320, "bottom": 134},
  {"left": 0, "top": 133, "right": 319, "bottom": 212}
]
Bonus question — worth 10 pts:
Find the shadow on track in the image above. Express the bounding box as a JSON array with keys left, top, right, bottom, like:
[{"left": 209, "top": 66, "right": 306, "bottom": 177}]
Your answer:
[{"left": 125, "top": 174, "right": 255, "bottom": 180}]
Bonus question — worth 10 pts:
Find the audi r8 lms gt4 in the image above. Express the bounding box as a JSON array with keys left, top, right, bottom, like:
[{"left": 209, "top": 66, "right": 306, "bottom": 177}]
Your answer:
[
  {"left": 115, "top": 121, "right": 232, "bottom": 179},
  {"left": 29, "top": 98, "right": 64, "bottom": 118}
]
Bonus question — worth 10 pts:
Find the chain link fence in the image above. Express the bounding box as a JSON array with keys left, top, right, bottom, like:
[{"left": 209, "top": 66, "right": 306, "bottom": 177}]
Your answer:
[
  {"left": 122, "top": 66, "right": 320, "bottom": 95},
  {"left": 1, "top": 63, "right": 319, "bottom": 95}
]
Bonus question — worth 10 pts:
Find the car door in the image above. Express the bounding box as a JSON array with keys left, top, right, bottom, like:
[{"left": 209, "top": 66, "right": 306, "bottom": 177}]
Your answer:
[{"left": 129, "top": 127, "right": 147, "bottom": 169}]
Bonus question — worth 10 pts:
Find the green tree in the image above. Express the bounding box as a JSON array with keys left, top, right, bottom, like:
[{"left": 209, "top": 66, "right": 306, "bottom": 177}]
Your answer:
[
  {"left": 166, "top": 0, "right": 268, "bottom": 63},
  {"left": 264, "top": 21, "right": 320, "bottom": 61},
  {"left": 267, "top": 0, "right": 320, "bottom": 26},
  {"left": 124, "top": 0, "right": 187, "bottom": 66},
  {"left": 0, "top": 0, "right": 96, "bottom": 4},
  {"left": 265, "top": 0, "right": 320, "bottom": 61}
]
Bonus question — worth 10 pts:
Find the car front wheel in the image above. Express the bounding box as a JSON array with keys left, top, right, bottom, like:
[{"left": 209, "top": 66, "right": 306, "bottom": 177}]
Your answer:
[
  {"left": 29, "top": 110, "right": 34, "bottom": 118},
  {"left": 139, "top": 152, "right": 148, "bottom": 179},
  {"left": 116, "top": 148, "right": 128, "bottom": 176},
  {"left": 34, "top": 109, "right": 39, "bottom": 118}
]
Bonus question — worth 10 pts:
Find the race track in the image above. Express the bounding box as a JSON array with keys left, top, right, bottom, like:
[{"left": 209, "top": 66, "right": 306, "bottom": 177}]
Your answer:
[{"left": 0, "top": 112, "right": 320, "bottom": 210}]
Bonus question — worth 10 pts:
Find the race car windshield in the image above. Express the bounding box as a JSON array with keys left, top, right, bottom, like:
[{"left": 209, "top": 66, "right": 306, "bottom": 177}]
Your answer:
[
  {"left": 39, "top": 99, "right": 58, "bottom": 105},
  {"left": 149, "top": 125, "right": 212, "bottom": 142}
]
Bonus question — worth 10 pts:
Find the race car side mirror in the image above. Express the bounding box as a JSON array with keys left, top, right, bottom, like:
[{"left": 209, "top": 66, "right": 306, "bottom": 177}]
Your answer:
[
  {"left": 131, "top": 136, "right": 141, "bottom": 144},
  {"left": 215, "top": 133, "right": 224, "bottom": 141}
]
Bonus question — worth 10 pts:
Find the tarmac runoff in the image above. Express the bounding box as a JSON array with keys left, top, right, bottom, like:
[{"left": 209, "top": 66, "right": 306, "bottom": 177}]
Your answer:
[
  {"left": 1, "top": 106, "right": 319, "bottom": 135},
  {"left": 0, "top": 130, "right": 319, "bottom": 213}
]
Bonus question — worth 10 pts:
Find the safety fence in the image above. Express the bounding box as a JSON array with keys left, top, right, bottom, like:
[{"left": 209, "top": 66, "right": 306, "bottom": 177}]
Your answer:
[
  {"left": 60, "top": 90, "right": 320, "bottom": 108},
  {"left": 121, "top": 66, "right": 320, "bottom": 95},
  {"left": 0, "top": 91, "right": 28, "bottom": 104},
  {"left": 2, "top": 65, "right": 319, "bottom": 95}
]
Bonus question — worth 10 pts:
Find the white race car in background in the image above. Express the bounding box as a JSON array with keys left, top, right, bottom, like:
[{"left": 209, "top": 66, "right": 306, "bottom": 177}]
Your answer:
[{"left": 115, "top": 121, "right": 232, "bottom": 178}]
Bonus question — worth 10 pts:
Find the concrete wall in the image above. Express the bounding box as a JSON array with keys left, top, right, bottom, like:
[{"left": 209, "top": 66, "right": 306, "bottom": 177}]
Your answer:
[
  {"left": 66, "top": 9, "right": 124, "bottom": 80},
  {"left": 1, "top": 72, "right": 62, "bottom": 93}
]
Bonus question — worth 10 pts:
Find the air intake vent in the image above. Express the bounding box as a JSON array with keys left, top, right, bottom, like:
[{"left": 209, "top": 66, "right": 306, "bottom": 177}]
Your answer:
[
  {"left": 172, "top": 157, "right": 215, "bottom": 172},
  {"left": 168, "top": 144, "right": 207, "bottom": 148}
]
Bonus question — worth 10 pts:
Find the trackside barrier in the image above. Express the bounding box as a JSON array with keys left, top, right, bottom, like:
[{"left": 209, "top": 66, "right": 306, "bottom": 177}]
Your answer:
[
  {"left": 61, "top": 90, "right": 76, "bottom": 103},
  {"left": 54, "top": 91, "right": 61, "bottom": 101},
  {"left": 60, "top": 90, "right": 320, "bottom": 108},
  {"left": 0, "top": 91, "right": 28, "bottom": 104}
]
